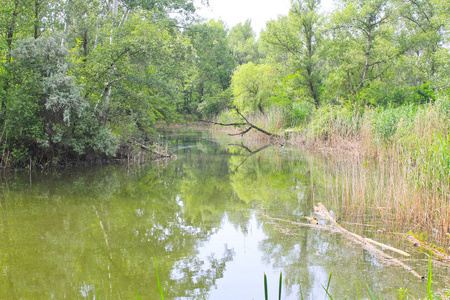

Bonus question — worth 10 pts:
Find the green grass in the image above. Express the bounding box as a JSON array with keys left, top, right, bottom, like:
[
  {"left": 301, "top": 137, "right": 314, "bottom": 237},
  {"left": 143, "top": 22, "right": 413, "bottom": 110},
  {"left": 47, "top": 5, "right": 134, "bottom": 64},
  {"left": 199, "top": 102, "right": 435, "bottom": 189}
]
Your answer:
[
  {"left": 263, "top": 257, "right": 445, "bottom": 300},
  {"left": 264, "top": 272, "right": 283, "bottom": 300},
  {"left": 154, "top": 256, "right": 164, "bottom": 300}
]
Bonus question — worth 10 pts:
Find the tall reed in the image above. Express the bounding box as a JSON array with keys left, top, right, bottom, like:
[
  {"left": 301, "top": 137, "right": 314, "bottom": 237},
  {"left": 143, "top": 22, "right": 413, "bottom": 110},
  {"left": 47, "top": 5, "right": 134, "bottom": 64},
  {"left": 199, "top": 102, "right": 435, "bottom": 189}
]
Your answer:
[
  {"left": 216, "top": 96, "right": 450, "bottom": 245},
  {"left": 296, "top": 95, "right": 450, "bottom": 246}
]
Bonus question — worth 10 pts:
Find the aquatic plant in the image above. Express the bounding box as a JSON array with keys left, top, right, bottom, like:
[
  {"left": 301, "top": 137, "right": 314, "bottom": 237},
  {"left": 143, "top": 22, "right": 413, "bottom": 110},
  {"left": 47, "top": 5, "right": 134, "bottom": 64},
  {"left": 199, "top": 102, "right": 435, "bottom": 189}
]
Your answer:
[
  {"left": 154, "top": 257, "right": 165, "bottom": 300},
  {"left": 264, "top": 272, "right": 283, "bottom": 300}
]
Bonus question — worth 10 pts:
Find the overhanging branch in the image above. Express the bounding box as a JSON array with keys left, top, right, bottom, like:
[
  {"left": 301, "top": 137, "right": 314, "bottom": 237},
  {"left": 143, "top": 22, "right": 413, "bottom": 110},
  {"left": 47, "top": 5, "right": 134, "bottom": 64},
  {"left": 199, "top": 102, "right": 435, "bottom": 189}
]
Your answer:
[
  {"left": 197, "top": 108, "right": 282, "bottom": 139},
  {"left": 229, "top": 127, "right": 252, "bottom": 137},
  {"left": 197, "top": 119, "right": 247, "bottom": 127}
]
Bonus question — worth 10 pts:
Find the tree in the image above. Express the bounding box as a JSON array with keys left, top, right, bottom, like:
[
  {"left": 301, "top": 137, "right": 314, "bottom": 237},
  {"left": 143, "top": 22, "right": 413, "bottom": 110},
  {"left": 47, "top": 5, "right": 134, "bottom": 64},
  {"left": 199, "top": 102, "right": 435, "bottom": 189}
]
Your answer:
[
  {"left": 228, "top": 20, "right": 261, "bottom": 65},
  {"left": 182, "top": 20, "right": 236, "bottom": 116},
  {"left": 3, "top": 35, "right": 118, "bottom": 165},
  {"left": 231, "top": 62, "right": 277, "bottom": 115},
  {"left": 323, "top": 0, "right": 401, "bottom": 105},
  {"left": 261, "top": 0, "right": 323, "bottom": 108},
  {"left": 394, "top": 0, "right": 449, "bottom": 87},
  {"left": 0, "top": 0, "right": 200, "bottom": 166}
]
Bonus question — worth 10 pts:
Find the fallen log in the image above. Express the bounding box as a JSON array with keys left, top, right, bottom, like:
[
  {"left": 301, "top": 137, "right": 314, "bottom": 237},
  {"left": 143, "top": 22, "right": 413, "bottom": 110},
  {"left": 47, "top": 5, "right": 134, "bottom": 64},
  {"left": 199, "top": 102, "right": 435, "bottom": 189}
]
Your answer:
[
  {"left": 314, "top": 203, "right": 423, "bottom": 280},
  {"left": 365, "top": 238, "right": 411, "bottom": 257},
  {"left": 264, "top": 204, "right": 424, "bottom": 280},
  {"left": 264, "top": 215, "right": 332, "bottom": 232}
]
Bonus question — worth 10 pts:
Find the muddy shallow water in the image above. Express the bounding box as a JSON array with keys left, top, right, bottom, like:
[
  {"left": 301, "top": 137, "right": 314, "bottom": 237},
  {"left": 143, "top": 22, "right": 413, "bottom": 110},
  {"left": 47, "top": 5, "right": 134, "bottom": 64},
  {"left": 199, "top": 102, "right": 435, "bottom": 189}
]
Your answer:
[{"left": 0, "top": 128, "right": 448, "bottom": 299}]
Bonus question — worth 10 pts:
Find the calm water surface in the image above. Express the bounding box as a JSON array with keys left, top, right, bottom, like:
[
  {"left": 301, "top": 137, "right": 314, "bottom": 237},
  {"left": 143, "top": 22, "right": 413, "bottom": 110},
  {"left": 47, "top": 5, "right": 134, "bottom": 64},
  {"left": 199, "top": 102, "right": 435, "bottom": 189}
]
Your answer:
[{"left": 0, "top": 129, "right": 446, "bottom": 299}]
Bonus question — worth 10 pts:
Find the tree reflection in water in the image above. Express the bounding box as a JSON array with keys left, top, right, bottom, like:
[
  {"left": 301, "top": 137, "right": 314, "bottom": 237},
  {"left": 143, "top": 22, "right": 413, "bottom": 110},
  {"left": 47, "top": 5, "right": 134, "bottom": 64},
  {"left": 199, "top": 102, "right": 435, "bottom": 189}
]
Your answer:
[{"left": 0, "top": 129, "right": 439, "bottom": 299}]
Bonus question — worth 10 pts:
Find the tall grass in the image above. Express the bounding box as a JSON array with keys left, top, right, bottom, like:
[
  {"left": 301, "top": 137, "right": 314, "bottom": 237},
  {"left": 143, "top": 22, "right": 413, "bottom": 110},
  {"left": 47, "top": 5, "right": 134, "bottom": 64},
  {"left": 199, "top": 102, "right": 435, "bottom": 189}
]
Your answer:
[
  {"left": 293, "top": 94, "right": 450, "bottom": 246},
  {"left": 216, "top": 95, "right": 450, "bottom": 245}
]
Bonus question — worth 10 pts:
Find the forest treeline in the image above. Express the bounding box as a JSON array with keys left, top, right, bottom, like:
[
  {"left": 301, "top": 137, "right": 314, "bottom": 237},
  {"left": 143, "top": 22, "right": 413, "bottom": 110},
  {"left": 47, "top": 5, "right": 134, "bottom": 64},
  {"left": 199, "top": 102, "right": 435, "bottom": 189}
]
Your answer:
[{"left": 0, "top": 0, "right": 449, "bottom": 167}]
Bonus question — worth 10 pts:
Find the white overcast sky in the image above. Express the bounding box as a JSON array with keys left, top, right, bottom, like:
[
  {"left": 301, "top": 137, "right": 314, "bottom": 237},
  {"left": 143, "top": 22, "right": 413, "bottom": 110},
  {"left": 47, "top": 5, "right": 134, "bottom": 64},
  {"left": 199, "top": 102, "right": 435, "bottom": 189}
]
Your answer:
[{"left": 195, "top": 0, "right": 335, "bottom": 34}]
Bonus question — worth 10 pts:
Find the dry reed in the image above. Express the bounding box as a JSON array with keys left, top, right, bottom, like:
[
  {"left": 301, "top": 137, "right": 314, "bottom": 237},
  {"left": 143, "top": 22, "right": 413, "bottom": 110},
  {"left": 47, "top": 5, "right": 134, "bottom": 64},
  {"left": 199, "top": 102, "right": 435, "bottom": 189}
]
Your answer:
[{"left": 294, "top": 97, "right": 450, "bottom": 249}]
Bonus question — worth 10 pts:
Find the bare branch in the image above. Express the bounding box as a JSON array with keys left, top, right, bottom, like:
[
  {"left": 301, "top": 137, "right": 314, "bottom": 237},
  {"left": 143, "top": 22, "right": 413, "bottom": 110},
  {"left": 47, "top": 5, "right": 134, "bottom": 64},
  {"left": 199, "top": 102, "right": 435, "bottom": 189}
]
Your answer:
[
  {"left": 198, "top": 109, "right": 283, "bottom": 140},
  {"left": 228, "top": 127, "right": 252, "bottom": 137},
  {"left": 234, "top": 109, "right": 282, "bottom": 138},
  {"left": 197, "top": 119, "right": 247, "bottom": 127},
  {"left": 228, "top": 143, "right": 252, "bottom": 153}
]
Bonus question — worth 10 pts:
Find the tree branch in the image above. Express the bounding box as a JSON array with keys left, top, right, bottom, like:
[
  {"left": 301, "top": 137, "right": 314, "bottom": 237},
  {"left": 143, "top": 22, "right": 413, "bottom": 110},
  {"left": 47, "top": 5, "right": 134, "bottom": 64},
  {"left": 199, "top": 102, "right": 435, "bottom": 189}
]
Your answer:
[
  {"left": 198, "top": 109, "right": 283, "bottom": 139},
  {"left": 234, "top": 109, "right": 281, "bottom": 138},
  {"left": 197, "top": 119, "right": 247, "bottom": 127},
  {"left": 228, "top": 127, "right": 252, "bottom": 137}
]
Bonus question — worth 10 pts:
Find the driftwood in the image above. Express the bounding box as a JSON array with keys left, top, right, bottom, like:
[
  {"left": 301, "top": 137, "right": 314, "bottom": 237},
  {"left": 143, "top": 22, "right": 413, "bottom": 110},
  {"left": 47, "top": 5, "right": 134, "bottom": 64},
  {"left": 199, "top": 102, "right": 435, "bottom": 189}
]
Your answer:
[
  {"left": 265, "top": 203, "right": 424, "bottom": 280},
  {"left": 313, "top": 203, "right": 423, "bottom": 280},
  {"left": 198, "top": 108, "right": 282, "bottom": 139},
  {"left": 365, "top": 238, "right": 411, "bottom": 257},
  {"left": 264, "top": 215, "right": 332, "bottom": 232}
]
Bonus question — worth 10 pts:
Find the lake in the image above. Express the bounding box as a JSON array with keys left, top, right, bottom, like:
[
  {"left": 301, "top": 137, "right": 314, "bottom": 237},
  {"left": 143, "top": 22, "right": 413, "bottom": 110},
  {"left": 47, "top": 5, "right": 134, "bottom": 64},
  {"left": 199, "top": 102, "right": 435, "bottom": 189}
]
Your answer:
[{"left": 0, "top": 128, "right": 448, "bottom": 299}]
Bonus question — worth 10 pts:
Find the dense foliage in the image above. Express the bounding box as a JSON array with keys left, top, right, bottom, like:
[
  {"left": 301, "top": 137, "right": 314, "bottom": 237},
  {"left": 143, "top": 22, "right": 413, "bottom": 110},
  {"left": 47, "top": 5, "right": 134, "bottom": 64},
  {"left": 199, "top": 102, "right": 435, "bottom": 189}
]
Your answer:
[{"left": 1, "top": 0, "right": 449, "bottom": 167}]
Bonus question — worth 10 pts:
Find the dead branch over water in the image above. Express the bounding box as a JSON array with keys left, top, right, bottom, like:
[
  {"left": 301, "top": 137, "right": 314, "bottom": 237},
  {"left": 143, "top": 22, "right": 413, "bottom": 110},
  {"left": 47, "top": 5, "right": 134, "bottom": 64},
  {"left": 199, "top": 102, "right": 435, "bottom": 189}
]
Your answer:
[
  {"left": 265, "top": 203, "right": 425, "bottom": 280},
  {"left": 197, "top": 109, "right": 283, "bottom": 139}
]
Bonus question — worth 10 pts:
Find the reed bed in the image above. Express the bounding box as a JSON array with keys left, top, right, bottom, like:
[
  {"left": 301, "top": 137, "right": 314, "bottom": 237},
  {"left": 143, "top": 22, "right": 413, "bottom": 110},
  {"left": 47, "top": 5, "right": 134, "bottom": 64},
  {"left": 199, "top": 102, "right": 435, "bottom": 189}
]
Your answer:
[
  {"left": 292, "top": 95, "right": 450, "bottom": 248},
  {"left": 215, "top": 96, "right": 449, "bottom": 246}
]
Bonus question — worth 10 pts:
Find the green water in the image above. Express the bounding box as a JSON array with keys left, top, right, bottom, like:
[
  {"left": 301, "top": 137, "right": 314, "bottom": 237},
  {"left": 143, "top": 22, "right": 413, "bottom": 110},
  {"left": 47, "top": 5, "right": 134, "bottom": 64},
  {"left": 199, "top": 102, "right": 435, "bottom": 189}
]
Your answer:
[{"left": 0, "top": 129, "right": 446, "bottom": 299}]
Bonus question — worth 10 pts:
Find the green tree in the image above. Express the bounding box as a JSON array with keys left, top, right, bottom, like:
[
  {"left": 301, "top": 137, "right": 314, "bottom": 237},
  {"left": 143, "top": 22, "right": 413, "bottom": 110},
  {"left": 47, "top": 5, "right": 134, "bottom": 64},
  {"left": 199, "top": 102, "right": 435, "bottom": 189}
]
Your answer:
[
  {"left": 231, "top": 62, "right": 277, "bottom": 115},
  {"left": 182, "top": 20, "right": 236, "bottom": 116},
  {"left": 394, "top": 0, "right": 449, "bottom": 89},
  {"left": 0, "top": 0, "right": 200, "bottom": 167},
  {"left": 4, "top": 35, "right": 118, "bottom": 165},
  {"left": 228, "top": 20, "right": 261, "bottom": 65},
  {"left": 262, "top": 0, "right": 323, "bottom": 108},
  {"left": 322, "top": 0, "right": 405, "bottom": 106}
]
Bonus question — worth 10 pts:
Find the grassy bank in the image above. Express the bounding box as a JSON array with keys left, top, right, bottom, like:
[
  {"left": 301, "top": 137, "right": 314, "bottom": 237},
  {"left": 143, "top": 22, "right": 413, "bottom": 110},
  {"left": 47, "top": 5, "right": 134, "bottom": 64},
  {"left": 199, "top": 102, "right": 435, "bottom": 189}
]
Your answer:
[
  {"left": 216, "top": 94, "right": 450, "bottom": 247},
  {"left": 300, "top": 96, "right": 449, "bottom": 244}
]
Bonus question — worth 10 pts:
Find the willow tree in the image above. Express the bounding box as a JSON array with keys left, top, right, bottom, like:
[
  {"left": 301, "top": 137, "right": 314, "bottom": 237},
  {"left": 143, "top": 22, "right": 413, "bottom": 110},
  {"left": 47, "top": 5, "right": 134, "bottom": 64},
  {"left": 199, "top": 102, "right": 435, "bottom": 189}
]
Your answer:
[{"left": 231, "top": 62, "right": 277, "bottom": 115}]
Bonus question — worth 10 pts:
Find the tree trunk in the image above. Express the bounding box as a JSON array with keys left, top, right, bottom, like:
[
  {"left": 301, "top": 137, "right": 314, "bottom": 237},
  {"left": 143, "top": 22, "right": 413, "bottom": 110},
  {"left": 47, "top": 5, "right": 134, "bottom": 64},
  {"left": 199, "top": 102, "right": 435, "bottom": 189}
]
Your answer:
[
  {"left": 104, "top": 0, "right": 119, "bottom": 122},
  {"left": 103, "top": 84, "right": 111, "bottom": 125},
  {"left": 61, "top": 0, "right": 71, "bottom": 46},
  {"left": 110, "top": 0, "right": 118, "bottom": 44},
  {"left": 258, "top": 103, "right": 265, "bottom": 115},
  {"left": 34, "top": 0, "right": 40, "bottom": 39},
  {"left": 82, "top": 28, "right": 88, "bottom": 62},
  {"left": 6, "top": 0, "right": 19, "bottom": 61},
  {"left": 357, "top": 31, "right": 372, "bottom": 91}
]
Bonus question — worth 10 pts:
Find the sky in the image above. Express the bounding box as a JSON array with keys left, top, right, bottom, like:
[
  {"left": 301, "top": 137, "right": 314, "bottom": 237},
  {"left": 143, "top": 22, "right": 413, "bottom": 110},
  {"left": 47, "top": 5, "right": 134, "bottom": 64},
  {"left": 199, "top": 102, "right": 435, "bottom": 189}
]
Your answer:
[{"left": 195, "top": 0, "right": 335, "bottom": 34}]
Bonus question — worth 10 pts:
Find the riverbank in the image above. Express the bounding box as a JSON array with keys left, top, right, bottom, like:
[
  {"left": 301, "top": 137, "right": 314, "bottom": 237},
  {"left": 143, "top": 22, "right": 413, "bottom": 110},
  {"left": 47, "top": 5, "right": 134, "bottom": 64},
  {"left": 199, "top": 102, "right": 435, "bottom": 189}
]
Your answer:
[{"left": 212, "top": 95, "right": 450, "bottom": 252}]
